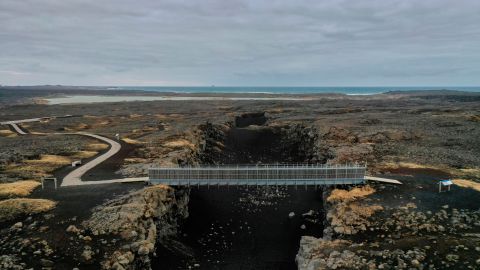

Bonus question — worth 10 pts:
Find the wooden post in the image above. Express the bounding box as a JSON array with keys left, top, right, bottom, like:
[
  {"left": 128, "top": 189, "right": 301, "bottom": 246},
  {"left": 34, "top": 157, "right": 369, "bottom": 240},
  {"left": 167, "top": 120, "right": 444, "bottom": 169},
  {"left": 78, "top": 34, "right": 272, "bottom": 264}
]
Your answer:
[
  {"left": 41, "top": 177, "right": 44, "bottom": 189},
  {"left": 54, "top": 178, "right": 57, "bottom": 190}
]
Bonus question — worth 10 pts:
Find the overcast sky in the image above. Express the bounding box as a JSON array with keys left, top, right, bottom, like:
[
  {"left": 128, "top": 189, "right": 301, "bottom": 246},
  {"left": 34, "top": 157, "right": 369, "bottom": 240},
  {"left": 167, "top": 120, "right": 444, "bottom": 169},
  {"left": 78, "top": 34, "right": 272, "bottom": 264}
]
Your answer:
[{"left": 1, "top": 0, "right": 480, "bottom": 86}]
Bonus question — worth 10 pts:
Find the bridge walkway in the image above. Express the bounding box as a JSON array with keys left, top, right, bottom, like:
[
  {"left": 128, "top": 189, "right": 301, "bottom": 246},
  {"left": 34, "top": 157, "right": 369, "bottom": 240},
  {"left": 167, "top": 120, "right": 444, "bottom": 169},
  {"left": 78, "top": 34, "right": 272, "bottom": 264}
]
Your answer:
[{"left": 149, "top": 164, "right": 367, "bottom": 186}]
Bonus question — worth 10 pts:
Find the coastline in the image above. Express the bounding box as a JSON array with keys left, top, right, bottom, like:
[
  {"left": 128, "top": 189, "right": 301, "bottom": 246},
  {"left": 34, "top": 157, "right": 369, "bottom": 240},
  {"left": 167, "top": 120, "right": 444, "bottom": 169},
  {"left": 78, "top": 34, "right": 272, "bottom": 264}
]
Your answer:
[{"left": 37, "top": 89, "right": 480, "bottom": 105}]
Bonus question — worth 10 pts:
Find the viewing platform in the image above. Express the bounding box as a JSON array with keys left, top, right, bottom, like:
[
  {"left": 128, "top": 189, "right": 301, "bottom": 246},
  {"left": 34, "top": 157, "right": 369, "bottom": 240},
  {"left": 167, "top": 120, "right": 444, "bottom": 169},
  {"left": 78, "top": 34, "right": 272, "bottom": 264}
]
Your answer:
[{"left": 149, "top": 164, "right": 367, "bottom": 186}]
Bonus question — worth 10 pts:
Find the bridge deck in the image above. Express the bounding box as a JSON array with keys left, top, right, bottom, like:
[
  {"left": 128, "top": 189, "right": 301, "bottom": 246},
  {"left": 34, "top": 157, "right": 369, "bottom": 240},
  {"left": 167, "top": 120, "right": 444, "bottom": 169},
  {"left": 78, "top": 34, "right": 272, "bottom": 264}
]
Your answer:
[{"left": 149, "top": 164, "right": 366, "bottom": 186}]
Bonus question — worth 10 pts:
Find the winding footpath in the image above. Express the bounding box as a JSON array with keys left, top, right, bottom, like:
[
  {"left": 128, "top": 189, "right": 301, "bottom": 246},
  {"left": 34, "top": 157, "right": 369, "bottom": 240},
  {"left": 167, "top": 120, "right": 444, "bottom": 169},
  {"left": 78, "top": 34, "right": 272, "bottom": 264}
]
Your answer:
[
  {"left": 1, "top": 118, "right": 43, "bottom": 135},
  {"left": 1, "top": 119, "right": 147, "bottom": 187}
]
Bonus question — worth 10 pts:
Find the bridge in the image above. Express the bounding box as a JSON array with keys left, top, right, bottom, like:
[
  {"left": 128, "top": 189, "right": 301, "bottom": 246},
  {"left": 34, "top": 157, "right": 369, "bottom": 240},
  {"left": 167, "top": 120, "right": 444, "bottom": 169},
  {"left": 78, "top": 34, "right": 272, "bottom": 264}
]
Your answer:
[{"left": 149, "top": 164, "right": 367, "bottom": 186}]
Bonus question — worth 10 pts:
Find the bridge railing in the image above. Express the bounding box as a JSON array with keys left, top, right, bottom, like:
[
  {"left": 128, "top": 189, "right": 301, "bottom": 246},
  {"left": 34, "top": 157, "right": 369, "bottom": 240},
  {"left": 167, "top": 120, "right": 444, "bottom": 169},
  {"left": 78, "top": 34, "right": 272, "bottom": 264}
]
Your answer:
[{"left": 149, "top": 164, "right": 366, "bottom": 186}]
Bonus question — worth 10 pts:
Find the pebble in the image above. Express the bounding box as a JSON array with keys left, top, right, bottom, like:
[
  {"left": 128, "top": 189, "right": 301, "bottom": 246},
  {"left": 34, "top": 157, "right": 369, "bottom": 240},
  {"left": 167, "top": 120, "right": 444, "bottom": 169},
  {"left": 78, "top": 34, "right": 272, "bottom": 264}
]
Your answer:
[
  {"left": 137, "top": 246, "right": 149, "bottom": 255},
  {"left": 11, "top": 222, "right": 23, "bottom": 229},
  {"left": 40, "top": 259, "right": 54, "bottom": 267},
  {"left": 66, "top": 225, "right": 80, "bottom": 234},
  {"left": 83, "top": 236, "right": 92, "bottom": 241}
]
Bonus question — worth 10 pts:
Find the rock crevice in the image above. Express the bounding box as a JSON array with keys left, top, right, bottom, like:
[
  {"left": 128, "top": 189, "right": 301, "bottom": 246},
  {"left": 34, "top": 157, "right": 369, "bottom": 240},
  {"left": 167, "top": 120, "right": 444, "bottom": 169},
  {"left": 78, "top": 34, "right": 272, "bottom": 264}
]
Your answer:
[{"left": 81, "top": 186, "right": 190, "bottom": 269}]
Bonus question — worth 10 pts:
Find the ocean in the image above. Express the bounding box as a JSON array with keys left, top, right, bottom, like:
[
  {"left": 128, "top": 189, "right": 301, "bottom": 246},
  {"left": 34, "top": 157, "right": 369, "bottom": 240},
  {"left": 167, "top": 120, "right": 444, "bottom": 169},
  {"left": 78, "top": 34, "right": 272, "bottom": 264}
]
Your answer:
[{"left": 115, "top": 86, "right": 480, "bottom": 95}]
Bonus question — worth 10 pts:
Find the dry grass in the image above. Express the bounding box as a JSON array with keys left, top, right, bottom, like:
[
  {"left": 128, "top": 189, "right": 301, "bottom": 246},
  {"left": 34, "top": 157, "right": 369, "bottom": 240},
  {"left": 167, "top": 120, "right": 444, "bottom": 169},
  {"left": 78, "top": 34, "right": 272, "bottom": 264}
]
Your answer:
[
  {"left": 467, "top": 114, "right": 480, "bottom": 122},
  {"left": 327, "top": 186, "right": 376, "bottom": 203},
  {"left": 64, "top": 123, "right": 90, "bottom": 131},
  {"left": 122, "top": 137, "right": 144, "bottom": 145},
  {"left": 380, "top": 162, "right": 436, "bottom": 170},
  {"left": 5, "top": 164, "right": 52, "bottom": 178},
  {"left": 7, "top": 155, "right": 72, "bottom": 178},
  {"left": 0, "top": 181, "right": 40, "bottom": 198},
  {"left": 155, "top": 114, "right": 169, "bottom": 119},
  {"left": 29, "top": 131, "right": 48, "bottom": 135},
  {"left": 0, "top": 129, "right": 17, "bottom": 138},
  {"left": 266, "top": 108, "right": 286, "bottom": 114},
  {"left": 25, "top": 155, "right": 72, "bottom": 165},
  {"left": 86, "top": 143, "right": 109, "bottom": 151},
  {"left": 71, "top": 151, "right": 98, "bottom": 159},
  {"left": 163, "top": 139, "right": 195, "bottom": 149},
  {"left": 453, "top": 179, "right": 480, "bottom": 192},
  {"left": 142, "top": 126, "right": 158, "bottom": 132},
  {"left": 6, "top": 153, "right": 96, "bottom": 178},
  {"left": 124, "top": 158, "right": 148, "bottom": 164},
  {"left": 93, "top": 120, "right": 110, "bottom": 126},
  {"left": 380, "top": 162, "right": 480, "bottom": 179},
  {"left": 0, "top": 198, "right": 56, "bottom": 222}
]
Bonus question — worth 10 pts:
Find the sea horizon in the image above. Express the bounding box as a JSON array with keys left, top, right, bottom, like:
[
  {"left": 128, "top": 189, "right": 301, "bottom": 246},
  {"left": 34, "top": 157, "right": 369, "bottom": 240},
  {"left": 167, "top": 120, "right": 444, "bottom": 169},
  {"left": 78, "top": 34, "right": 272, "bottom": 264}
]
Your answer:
[
  {"left": 113, "top": 86, "right": 480, "bottom": 95},
  {"left": 3, "top": 85, "right": 480, "bottom": 95}
]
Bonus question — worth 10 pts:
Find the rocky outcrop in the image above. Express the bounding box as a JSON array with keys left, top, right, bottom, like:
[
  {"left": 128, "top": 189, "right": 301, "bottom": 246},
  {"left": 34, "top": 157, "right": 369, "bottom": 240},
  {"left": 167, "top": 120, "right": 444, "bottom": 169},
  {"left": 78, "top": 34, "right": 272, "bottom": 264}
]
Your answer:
[
  {"left": 297, "top": 236, "right": 428, "bottom": 270},
  {"left": 297, "top": 186, "right": 480, "bottom": 269},
  {"left": 82, "top": 185, "right": 189, "bottom": 270},
  {"left": 279, "top": 124, "right": 332, "bottom": 163},
  {"left": 325, "top": 186, "right": 383, "bottom": 235},
  {"left": 198, "top": 119, "right": 334, "bottom": 165},
  {"left": 235, "top": 112, "right": 267, "bottom": 127},
  {"left": 197, "top": 122, "right": 231, "bottom": 164}
]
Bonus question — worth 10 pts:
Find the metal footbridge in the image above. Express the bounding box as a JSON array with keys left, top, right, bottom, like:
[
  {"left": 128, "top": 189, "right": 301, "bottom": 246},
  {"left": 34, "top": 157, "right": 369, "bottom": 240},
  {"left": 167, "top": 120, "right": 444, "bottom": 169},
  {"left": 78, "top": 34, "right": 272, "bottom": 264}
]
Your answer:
[{"left": 149, "top": 164, "right": 367, "bottom": 186}]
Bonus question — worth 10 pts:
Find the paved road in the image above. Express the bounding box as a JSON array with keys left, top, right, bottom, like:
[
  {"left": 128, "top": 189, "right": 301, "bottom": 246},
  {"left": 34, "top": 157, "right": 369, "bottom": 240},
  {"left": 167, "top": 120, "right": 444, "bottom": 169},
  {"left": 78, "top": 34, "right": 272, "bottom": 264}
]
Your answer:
[
  {"left": 1, "top": 118, "right": 44, "bottom": 135},
  {"left": 10, "top": 123, "right": 28, "bottom": 135},
  {"left": 2, "top": 118, "right": 148, "bottom": 186},
  {"left": 60, "top": 132, "right": 122, "bottom": 186},
  {"left": 0, "top": 118, "right": 45, "bottom": 125},
  {"left": 60, "top": 132, "right": 148, "bottom": 186},
  {"left": 62, "top": 177, "right": 149, "bottom": 186}
]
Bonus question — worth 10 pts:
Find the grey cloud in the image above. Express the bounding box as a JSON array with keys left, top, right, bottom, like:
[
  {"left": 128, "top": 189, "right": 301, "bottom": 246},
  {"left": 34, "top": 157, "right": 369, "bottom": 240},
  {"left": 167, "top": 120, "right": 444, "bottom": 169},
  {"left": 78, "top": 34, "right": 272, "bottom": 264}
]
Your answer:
[{"left": 0, "top": 0, "right": 479, "bottom": 86}]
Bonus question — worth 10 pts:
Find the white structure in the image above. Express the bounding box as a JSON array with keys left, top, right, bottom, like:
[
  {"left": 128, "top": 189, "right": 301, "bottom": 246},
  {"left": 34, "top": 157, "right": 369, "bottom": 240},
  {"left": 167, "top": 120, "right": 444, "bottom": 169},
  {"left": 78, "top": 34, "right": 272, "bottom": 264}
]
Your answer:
[
  {"left": 41, "top": 177, "right": 58, "bottom": 190},
  {"left": 439, "top": 179, "right": 453, "bottom": 193},
  {"left": 72, "top": 160, "right": 82, "bottom": 167}
]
